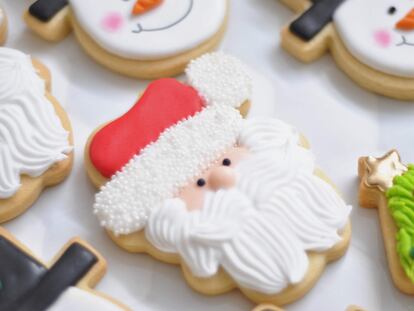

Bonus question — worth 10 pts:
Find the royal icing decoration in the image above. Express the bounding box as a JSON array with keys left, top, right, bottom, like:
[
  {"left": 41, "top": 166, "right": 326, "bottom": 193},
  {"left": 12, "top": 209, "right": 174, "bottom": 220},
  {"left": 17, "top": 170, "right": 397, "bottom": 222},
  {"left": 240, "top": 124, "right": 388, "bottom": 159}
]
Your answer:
[
  {"left": 333, "top": 0, "right": 414, "bottom": 77},
  {"left": 92, "top": 52, "right": 350, "bottom": 295},
  {"left": 145, "top": 118, "right": 351, "bottom": 294},
  {"left": 69, "top": 0, "right": 227, "bottom": 60},
  {"left": 132, "top": 0, "right": 163, "bottom": 16},
  {"left": 0, "top": 48, "right": 72, "bottom": 199},
  {"left": 186, "top": 52, "right": 252, "bottom": 108},
  {"left": 289, "top": 0, "right": 344, "bottom": 41},
  {"left": 0, "top": 232, "right": 124, "bottom": 310},
  {"left": 90, "top": 78, "right": 205, "bottom": 178},
  {"left": 92, "top": 53, "right": 251, "bottom": 234},
  {"left": 365, "top": 150, "right": 407, "bottom": 192},
  {"left": 29, "top": 0, "right": 68, "bottom": 22},
  {"left": 89, "top": 52, "right": 252, "bottom": 178},
  {"left": 94, "top": 105, "right": 243, "bottom": 235}
]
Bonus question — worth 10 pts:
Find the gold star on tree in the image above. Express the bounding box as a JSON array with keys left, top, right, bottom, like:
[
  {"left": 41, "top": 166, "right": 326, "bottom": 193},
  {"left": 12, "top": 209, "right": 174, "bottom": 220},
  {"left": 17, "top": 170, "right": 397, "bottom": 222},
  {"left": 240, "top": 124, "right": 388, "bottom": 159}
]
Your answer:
[{"left": 365, "top": 150, "right": 407, "bottom": 192}]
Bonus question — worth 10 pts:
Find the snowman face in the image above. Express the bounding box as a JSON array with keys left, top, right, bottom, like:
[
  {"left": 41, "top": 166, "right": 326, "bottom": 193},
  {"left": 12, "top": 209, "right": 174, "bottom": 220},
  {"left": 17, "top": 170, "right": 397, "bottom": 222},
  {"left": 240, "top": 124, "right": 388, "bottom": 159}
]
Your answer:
[
  {"left": 69, "top": 0, "right": 227, "bottom": 60},
  {"left": 334, "top": 0, "right": 414, "bottom": 77}
]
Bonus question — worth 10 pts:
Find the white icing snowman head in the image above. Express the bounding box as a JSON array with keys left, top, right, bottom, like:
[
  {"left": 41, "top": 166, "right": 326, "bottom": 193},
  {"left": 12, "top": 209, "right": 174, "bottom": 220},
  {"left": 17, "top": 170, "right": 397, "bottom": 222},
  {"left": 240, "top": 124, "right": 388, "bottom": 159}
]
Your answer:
[
  {"left": 334, "top": 0, "right": 414, "bottom": 77},
  {"left": 69, "top": 0, "right": 227, "bottom": 60}
]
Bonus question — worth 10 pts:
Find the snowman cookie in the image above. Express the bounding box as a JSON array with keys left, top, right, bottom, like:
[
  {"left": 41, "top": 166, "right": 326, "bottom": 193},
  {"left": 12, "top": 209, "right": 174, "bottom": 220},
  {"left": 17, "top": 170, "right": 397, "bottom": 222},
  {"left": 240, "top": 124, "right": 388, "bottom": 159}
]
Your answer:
[
  {"left": 0, "top": 5, "right": 7, "bottom": 44},
  {"left": 24, "top": 0, "right": 228, "bottom": 79},
  {"left": 0, "top": 48, "right": 73, "bottom": 223},
  {"left": 280, "top": 0, "right": 414, "bottom": 100},
  {"left": 359, "top": 150, "right": 414, "bottom": 294},
  {"left": 86, "top": 53, "right": 351, "bottom": 306},
  {"left": 0, "top": 227, "right": 130, "bottom": 310}
]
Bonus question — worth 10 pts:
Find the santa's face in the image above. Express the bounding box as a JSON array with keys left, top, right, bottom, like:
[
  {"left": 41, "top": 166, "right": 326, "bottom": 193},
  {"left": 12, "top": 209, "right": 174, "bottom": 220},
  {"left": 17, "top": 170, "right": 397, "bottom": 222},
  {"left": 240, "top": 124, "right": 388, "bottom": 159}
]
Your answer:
[
  {"left": 334, "top": 0, "right": 414, "bottom": 77},
  {"left": 69, "top": 0, "right": 227, "bottom": 60},
  {"left": 179, "top": 147, "right": 248, "bottom": 211},
  {"left": 145, "top": 119, "right": 351, "bottom": 295}
]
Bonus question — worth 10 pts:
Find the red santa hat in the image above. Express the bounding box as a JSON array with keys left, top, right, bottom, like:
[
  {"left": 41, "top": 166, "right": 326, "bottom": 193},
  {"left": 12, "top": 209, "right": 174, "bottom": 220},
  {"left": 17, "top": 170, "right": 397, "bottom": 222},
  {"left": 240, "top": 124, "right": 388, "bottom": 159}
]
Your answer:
[{"left": 92, "top": 52, "right": 252, "bottom": 235}]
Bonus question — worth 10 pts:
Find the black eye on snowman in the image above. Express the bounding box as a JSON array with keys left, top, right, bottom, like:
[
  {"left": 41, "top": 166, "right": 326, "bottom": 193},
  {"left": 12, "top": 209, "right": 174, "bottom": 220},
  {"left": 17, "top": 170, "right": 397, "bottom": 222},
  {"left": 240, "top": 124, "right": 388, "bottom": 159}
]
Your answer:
[{"left": 388, "top": 6, "right": 397, "bottom": 15}]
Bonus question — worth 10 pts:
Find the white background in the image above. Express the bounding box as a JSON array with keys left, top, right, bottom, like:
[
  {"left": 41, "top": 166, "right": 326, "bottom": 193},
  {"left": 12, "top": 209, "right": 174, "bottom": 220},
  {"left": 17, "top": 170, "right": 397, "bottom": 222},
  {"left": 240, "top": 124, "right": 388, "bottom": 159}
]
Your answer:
[{"left": 3, "top": 0, "right": 414, "bottom": 310}]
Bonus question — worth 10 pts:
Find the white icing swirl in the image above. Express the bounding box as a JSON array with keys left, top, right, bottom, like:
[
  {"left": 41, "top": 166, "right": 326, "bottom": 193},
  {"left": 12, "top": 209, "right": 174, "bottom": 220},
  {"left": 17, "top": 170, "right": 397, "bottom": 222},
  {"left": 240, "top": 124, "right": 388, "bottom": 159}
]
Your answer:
[{"left": 0, "top": 48, "right": 72, "bottom": 198}]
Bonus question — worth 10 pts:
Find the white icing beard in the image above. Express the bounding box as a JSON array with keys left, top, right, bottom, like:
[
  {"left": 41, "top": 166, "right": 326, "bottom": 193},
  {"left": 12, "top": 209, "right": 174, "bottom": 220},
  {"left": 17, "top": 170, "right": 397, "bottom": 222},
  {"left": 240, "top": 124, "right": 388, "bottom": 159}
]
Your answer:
[
  {"left": 0, "top": 48, "right": 72, "bottom": 199},
  {"left": 145, "top": 118, "right": 351, "bottom": 295},
  {"left": 334, "top": 0, "right": 414, "bottom": 77},
  {"left": 69, "top": 0, "right": 227, "bottom": 60},
  {"left": 48, "top": 287, "right": 123, "bottom": 311}
]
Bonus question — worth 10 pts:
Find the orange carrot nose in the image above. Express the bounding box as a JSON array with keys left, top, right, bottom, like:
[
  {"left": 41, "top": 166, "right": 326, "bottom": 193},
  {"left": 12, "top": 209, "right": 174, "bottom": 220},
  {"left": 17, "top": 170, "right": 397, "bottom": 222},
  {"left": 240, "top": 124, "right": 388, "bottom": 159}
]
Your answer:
[
  {"left": 132, "top": 0, "right": 162, "bottom": 16},
  {"left": 396, "top": 8, "right": 414, "bottom": 30}
]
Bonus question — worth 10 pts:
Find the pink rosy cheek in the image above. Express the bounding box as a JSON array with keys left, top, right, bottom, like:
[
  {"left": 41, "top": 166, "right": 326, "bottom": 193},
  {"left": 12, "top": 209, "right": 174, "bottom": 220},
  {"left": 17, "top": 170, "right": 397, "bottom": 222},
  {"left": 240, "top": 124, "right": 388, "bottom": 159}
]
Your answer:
[
  {"left": 101, "top": 12, "right": 124, "bottom": 32},
  {"left": 373, "top": 29, "right": 392, "bottom": 48}
]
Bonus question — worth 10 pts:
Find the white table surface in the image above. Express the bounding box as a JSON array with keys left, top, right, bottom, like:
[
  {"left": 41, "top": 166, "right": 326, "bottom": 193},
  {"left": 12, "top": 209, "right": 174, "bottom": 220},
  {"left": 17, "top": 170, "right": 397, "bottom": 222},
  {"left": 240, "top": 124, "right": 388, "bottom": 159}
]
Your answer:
[{"left": 3, "top": 0, "right": 414, "bottom": 310}]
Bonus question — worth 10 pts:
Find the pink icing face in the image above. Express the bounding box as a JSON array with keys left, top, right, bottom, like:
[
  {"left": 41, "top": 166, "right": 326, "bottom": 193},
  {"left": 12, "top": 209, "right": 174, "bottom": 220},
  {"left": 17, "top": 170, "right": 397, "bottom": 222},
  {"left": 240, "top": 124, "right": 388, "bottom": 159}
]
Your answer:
[
  {"left": 373, "top": 29, "right": 392, "bottom": 48},
  {"left": 179, "top": 147, "right": 249, "bottom": 211},
  {"left": 101, "top": 12, "right": 124, "bottom": 32}
]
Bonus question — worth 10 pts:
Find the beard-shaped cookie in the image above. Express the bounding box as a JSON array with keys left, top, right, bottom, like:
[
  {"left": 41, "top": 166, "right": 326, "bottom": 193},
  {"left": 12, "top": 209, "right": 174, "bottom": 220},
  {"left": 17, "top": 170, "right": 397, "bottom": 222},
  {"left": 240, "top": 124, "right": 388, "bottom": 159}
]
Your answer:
[
  {"left": 0, "top": 47, "right": 73, "bottom": 223},
  {"left": 85, "top": 52, "right": 351, "bottom": 306},
  {"left": 24, "top": 0, "right": 228, "bottom": 79},
  {"left": 280, "top": 0, "right": 414, "bottom": 100}
]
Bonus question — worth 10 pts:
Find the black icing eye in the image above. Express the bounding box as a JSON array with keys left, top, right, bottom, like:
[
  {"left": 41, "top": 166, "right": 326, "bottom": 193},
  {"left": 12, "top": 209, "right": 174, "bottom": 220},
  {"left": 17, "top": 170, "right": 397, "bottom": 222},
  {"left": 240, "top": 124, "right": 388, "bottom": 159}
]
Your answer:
[
  {"left": 197, "top": 178, "right": 206, "bottom": 187},
  {"left": 388, "top": 6, "right": 397, "bottom": 15},
  {"left": 222, "top": 158, "right": 231, "bottom": 166}
]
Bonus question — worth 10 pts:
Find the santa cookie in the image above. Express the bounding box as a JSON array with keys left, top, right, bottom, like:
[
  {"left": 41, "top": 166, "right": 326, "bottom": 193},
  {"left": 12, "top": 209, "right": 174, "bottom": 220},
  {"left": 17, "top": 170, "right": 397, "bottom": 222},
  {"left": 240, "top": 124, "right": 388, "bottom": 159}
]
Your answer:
[
  {"left": 0, "top": 227, "right": 130, "bottom": 310},
  {"left": 0, "top": 5, "right": 7, "bottom": 44},
  {"left": 0, "top": 48, "right": 73, "bottom": 223},
  {"left": 86, "top": 52, "right": 351, "bottom": 305},
  {"left": 280, "top": 0, "right": 414, "bottom": 100},
  {"left": 359, "top": 150, "right": 414, "bottom": 294},
  {"left": 24, "top": 0, "right": 228, "bottom": 79}
]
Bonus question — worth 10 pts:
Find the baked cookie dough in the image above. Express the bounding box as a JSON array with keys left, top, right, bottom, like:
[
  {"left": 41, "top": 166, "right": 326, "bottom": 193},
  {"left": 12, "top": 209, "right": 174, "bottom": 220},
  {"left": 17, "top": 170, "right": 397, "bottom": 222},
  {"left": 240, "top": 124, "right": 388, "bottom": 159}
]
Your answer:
[
  {"left": 0, "top": 48, "right": 73, "bottom": 223},
  {"left": 0, "top": 5, "right": 7, "bottom": 44}
]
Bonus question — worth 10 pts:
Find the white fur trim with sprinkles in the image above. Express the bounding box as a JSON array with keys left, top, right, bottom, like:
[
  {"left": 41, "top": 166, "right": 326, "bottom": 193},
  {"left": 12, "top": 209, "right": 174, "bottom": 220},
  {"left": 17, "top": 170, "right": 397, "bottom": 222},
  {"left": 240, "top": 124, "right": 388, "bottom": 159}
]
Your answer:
[
  {"left": 93, "top": 105, "right": 243, "bottom": 236},
  {"left": 186, "top": 52, "right": 252, "bottom": 108}
]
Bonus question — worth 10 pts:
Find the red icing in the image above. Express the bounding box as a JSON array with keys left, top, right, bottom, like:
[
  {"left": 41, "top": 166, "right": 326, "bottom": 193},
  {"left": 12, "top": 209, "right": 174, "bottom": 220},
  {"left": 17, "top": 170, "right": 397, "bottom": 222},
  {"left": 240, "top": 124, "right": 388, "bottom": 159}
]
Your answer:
[{"left": 90, "top": 78, "right": 205, "bottom": 178}]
